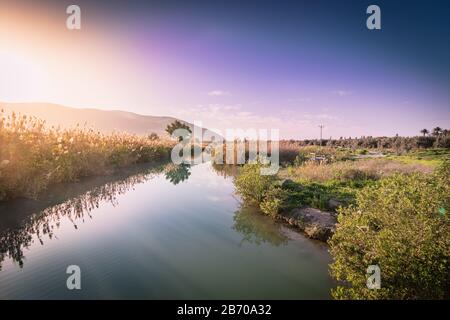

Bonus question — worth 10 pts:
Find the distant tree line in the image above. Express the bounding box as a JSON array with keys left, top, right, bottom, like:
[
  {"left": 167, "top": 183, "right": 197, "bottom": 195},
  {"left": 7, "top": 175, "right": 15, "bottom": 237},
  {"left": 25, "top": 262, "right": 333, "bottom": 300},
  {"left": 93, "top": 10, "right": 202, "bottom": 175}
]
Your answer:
[{"left": 284, "top": 127, "right": 450, "bottom": 151}]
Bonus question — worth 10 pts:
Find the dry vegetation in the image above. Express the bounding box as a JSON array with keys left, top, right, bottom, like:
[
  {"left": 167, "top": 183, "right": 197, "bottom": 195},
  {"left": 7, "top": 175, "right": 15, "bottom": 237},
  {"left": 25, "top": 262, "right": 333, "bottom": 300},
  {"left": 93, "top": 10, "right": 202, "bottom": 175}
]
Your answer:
[
  {"left": 0, "top": 111, "right": 175, "bottom": 200},
  {"left": 286, "top": 158, "right": 433, "bottom": 183}
]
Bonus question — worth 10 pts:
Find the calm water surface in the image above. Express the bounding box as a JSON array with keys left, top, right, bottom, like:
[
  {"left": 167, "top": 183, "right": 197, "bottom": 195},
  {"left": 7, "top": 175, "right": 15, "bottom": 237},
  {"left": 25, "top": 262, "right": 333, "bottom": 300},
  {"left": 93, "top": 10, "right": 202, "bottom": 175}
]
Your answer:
[{"left": 0, "top": 162, "right": 333, "bottom": 299}]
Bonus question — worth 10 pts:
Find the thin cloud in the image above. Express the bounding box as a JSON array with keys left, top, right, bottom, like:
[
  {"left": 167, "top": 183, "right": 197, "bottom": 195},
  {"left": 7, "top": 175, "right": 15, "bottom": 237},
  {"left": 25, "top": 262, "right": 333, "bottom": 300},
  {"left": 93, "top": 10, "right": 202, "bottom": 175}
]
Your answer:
[
  {"left": 331, "top": 90, "right": 353, "bottom": 97},
  {"left": 287, "top": 97, "right": 312, "bottom": 102},
  {"left": 207, "top": 90, "right": 230, "bottom": 97},
  {"left": 174, "top": 104, "right": 343, "bottom": 139}
]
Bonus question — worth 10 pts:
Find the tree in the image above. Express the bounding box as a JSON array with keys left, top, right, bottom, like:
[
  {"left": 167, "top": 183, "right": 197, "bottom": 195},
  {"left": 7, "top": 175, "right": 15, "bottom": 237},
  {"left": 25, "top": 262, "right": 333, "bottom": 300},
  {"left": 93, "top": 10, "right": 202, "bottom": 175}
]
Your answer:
[
  {"left": 165, "top": 120, "right": 191, "bottom": 141},
  {"left": 148, "top": 133, "right": 159, "bottom": 140},
  {"left": 420, "top": 128, "right": 429, "bottom": 136},
  {"left": 432, "top": 127, "right": 443, "bottom": 137}
]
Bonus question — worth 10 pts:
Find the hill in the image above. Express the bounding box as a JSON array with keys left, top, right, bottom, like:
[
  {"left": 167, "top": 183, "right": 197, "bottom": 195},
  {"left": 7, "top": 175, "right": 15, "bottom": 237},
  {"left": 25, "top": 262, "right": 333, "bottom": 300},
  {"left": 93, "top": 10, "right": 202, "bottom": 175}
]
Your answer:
[{"left": 0, "top": 102, "right": 204, "bottom": 138}]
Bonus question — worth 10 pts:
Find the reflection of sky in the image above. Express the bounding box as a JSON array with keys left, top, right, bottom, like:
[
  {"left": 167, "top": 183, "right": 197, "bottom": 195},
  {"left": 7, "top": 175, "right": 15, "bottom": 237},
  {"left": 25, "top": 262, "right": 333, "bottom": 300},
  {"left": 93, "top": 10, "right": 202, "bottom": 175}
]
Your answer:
[
  {"left": 0, "top": 0, "right": 448, "bottom": 138},
  {"left": 0, "top": 163, "right": 333, "bottom": 299}
]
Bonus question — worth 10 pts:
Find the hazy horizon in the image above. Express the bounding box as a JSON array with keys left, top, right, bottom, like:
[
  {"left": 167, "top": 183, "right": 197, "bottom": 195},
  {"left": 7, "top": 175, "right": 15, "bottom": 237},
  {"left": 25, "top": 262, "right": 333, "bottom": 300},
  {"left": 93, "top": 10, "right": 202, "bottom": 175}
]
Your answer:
[
  {"left": 1, "top": 100, "right": 446, "bottom": 140},
  {"left": 1, "top": 0, "right": 449, "bottom": 139}
]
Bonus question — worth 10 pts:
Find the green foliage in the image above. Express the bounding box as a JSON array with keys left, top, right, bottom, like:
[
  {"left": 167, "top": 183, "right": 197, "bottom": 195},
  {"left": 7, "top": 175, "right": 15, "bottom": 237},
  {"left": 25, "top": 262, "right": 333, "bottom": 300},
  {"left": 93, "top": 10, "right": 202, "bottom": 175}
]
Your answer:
[
  {"left": 356, "top": 149, "right": 368, "bottom": 155},
  {"left": 388, "top": 148, "right": 450, "bottom": 167},
  {"left": 234, "top": 164, "right": 275, "bottom": 203},
  {"left": 260, "top": 186, "right": 290, "bottom": 217},
  {"left": 293, "top": 152, "right": 309, "bottom": 166},
  {"left": 329, "top": 161, "right": 450, "bottom": 299},
  {"left": 235, "top": 163, "right": 356, "bottom": 214},
  {"left": 282, "top": 180, "right": 357, "bottom": 211}
]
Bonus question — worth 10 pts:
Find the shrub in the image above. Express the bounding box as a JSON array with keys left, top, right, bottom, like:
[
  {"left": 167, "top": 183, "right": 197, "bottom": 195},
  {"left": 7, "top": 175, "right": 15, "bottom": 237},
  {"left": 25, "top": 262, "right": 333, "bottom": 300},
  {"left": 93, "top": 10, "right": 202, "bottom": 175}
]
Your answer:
[
  {"left": 356, "top": 149, "right": 368, "bottom": 155},
  {"left": 234, "top": 164, "right": 275, "bottom": 203},
  {"left": 329, "top": 162, "right": 450, "bottom": 299},
  {"left": 293, "top": 152, "right": 309, "bottom": 166},
  {"left": 260, "top": 186, "right": 290, "bottom": 217}
]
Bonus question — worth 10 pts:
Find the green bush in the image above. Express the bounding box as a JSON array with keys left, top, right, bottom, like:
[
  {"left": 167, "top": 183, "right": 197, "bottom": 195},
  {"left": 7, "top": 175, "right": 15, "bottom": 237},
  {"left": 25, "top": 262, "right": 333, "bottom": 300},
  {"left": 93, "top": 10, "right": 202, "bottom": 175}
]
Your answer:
[
  {"left": 329, "top": 161, "right": 450, "bottom": 299},
  {"left": 356, "top": 149, "right": 368, "bottom": 155},
  {"left": 234, "top": 164, "right": 275, "bottom": 203},
  {"left": 260, "top": 186, "right": 290, "bottom": 217},
  {"left": 293, "top": 152, "right": 309, "bottom": 166}
]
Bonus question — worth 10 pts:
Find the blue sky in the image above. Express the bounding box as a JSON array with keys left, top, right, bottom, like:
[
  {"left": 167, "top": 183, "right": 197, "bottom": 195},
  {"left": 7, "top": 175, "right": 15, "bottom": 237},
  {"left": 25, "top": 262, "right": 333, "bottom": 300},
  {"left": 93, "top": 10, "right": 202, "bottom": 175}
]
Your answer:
[{"left": 0, "top": 0, "right": 449, "bottom": 138}]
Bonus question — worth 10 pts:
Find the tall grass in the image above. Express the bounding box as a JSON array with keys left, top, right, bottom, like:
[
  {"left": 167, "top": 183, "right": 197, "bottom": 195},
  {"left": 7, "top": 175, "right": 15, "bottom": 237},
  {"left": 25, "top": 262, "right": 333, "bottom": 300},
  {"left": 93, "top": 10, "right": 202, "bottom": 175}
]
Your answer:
[
  {"left": 0, "top": 111, "right": 175, "bottom": 200},
  {"left": 212, "top": 141, "right": 340, "bottom": 164},
  {"left": 287, "top": 158, "right": 433, "bottom": 183}
]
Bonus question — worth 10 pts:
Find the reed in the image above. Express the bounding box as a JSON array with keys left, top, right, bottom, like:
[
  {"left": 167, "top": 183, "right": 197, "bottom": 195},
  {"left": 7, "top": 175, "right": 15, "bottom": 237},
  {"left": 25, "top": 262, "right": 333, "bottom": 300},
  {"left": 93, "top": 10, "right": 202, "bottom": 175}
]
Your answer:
[{"left": 0, "top": 110, "right": 175, "bottom": 200}]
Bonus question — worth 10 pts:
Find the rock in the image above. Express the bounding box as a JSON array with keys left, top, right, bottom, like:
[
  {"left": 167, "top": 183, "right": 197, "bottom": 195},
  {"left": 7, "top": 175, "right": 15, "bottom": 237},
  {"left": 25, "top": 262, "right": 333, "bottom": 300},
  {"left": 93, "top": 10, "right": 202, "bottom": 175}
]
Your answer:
[
  {"left": 328, "top": 198, "right": 343, "bottom": 211},
  {"left": 284, "top": 207, "right": 337, "bottom": 241}
]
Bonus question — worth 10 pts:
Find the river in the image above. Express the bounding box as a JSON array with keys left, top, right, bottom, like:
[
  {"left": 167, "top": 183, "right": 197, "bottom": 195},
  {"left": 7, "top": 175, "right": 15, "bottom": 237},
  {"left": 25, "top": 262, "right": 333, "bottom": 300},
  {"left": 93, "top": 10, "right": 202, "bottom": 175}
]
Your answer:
[{"left": 0, "top": 162, "right": 334, "bottom": 299}]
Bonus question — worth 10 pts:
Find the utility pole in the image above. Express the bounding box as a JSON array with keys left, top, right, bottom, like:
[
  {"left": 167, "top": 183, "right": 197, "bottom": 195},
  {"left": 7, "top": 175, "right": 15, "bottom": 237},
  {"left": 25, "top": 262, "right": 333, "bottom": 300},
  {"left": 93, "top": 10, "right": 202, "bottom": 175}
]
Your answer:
[{"left": 318, "top": 125, "right": 324, "bottom": 146}]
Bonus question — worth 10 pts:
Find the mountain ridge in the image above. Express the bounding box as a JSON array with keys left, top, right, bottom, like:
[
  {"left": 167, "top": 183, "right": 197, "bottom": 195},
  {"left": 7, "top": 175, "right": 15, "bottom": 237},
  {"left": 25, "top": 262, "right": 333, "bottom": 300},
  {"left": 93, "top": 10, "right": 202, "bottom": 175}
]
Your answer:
[{"left": 0, "top": 101, "right": 207, "bottom": 138}]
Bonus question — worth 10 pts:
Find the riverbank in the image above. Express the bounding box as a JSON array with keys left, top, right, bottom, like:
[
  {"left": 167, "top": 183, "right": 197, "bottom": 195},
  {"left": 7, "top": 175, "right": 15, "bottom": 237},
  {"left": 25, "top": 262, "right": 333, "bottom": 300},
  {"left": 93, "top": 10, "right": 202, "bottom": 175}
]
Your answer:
[
  {"left": 233, "top": 153, "right": 449, "bottom": 299},
  {"left": 233, "top": 156, "right": 435, "bottom": 241},
  {"left": 275, "top": 207, "right": 337, "bottom": 241}
]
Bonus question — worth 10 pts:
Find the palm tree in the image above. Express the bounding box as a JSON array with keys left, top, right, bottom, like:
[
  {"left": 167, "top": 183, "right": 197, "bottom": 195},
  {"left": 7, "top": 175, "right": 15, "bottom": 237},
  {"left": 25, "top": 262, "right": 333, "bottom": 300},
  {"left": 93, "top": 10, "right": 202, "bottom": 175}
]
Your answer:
[
  {"left": 420, "top": 129, "right": 429, "bottom": 136},
  {"left": 432, "top": 127, "right": 443, "bottom": 137}
]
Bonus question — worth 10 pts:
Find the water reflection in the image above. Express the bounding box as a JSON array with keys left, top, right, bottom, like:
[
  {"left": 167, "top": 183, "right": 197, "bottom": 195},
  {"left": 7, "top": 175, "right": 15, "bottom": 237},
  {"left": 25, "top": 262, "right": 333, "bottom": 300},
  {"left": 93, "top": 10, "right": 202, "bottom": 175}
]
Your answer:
[
  {"left": 211, "top": 163, "right": 239, "bottom": 179},
  {"left": 0, "top": 161, "right": 334, "bottom": 299},
  {"left": 1, "top": 162, "right": 288, "bottom": 271},
  {"left": 211, "top": 164, "right": 289, "bottom": 246},
  {"left": 233, "top": 205, "right": 289, "bottom": 246},
  {"left": 0, "top": 162, "right": 191, "bottom": 270},
  {"left": 164, "top": 163, "right": 191, "bottom": 185}
]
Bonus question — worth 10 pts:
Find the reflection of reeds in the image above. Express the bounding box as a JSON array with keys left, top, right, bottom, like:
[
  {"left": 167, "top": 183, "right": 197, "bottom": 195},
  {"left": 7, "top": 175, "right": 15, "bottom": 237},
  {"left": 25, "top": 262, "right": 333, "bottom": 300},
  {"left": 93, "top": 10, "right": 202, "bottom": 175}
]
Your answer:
[
  {"left": 0, "top": 111, "right": 175, "bottom": 200},
  {"left": 0, "top": 163, "right": 170, "bottom": 270},
  {"left": 211, "top": 163, "right": 239, "bottom": 179}
]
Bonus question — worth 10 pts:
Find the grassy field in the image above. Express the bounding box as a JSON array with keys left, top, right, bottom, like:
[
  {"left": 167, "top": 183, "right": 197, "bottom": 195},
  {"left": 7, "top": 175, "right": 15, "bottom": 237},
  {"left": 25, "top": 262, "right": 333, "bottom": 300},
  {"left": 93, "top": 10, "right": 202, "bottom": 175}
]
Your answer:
[
  {"left": 234, "top": 144, "right": 449, "bottom": 214},
  {"left": 274, "top": 148, "right": 437, "bottom": 211},
  {"left": 0, "top": 111, "right": 175, "bottom": 201},
  {"left": 386, "top": 148, "right": 450, "bottom": 166}
]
